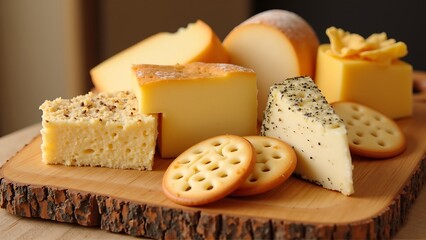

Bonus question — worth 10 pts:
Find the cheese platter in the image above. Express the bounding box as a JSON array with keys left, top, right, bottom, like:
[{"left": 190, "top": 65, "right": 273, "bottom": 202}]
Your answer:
[
  {"left": 1, "top": 8, "right": 426, "bottom": 240},
  {"left": 0, "top": 100, "right": 425, "bottom": 239}
]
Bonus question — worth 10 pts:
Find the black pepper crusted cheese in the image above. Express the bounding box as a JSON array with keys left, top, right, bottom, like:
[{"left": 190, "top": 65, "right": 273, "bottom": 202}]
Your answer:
[
  {"left": 260, "top": 76, "right": 354, "bottom": 195},
  {"left": 261, "top": 76, "right": 343, "bottom": 135}
]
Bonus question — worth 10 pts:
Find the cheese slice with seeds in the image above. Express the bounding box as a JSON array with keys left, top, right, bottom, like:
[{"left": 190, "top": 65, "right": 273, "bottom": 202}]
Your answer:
[
  {"left": 39, "top": 91, "right": 158, "bottom": 170},
  {"left": 260, "top": 76, "right": 354, "bottom": 195}
]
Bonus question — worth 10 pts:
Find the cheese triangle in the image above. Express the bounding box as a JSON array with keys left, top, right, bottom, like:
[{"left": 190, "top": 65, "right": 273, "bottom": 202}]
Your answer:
[{"left": 261, "top": 76, "right": 354, "bottom": 195}]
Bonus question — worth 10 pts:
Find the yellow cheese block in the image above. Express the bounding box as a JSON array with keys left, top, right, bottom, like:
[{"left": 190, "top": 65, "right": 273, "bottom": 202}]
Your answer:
[
  {"left": 315, "top": 45, "right": 413, "bottom": 119},
  {"left": 223, "top": 9, "right": 319, "bottom": 121},
  {"left": 91, "top": 20, "right": 229, "bottom": 92},
  {"left": 131, "top": 62, "right": 258, "bottom": 158}
]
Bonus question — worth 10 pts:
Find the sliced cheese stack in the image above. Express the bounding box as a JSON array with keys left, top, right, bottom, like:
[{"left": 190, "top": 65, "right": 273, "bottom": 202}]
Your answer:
[
  {"left": 131, "top": 62, "right": 258, "bottom": 158},
  {"left": 91, "top": 20, "right": 229, "bottom": 92},
  {"left": 261, "top": 76, "right": 354, "bottom": 195},
  {"left": 39, "top": 91, "right": 158, "bottom": 170},
  {"left": 223, "top": 9, "right": 319, "bottom": 121}
]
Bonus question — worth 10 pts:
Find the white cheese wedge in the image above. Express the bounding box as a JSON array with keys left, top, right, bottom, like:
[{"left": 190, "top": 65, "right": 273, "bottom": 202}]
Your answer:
[
  {"left": 39, "top": 91, "right": 158, "bottom": 170},
  {"left": 131, "top": 62, "right": 258, "bottom": 158},
  {"left": 260, "top": 76, "right": 354, "bottom": 195},
  {"left": 223, "top": 9, "right": 319, "bottom": 121}
]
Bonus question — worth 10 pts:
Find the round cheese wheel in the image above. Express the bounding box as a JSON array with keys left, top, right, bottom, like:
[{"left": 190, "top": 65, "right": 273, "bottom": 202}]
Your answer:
[{"left": 223, "top": 9, "right": 319, "bottom": 121}]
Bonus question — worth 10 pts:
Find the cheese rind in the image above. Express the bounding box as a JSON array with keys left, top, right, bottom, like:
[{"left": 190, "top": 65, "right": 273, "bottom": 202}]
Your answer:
[
  {"left": 261, "top": 76, "right": 354, "bottom": 195},
  {"left": 132, "top": 62, "right": 258, "bottom": 158},
  {"left": 315, "top": 44, "right": 413, "bottom": 119},
  {"left": 91, "top": 20, "right": 229, "bottom": 92},
  {"left": 39, "top": 91, "right": 158, "bottom": 170},
  {"left": 223, "top": 9, "right": 319, "bottom": 121}
]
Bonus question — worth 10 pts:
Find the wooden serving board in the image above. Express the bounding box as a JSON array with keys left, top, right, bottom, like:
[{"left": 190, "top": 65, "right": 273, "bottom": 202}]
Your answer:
[{"left": 1, "top": 102, "right": 425, "bottom": 240}]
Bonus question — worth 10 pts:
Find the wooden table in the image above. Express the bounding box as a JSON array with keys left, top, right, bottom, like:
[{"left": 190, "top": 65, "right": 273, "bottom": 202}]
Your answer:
[{"left": 0, "top": 120, "right": 425, "bottom": 240}]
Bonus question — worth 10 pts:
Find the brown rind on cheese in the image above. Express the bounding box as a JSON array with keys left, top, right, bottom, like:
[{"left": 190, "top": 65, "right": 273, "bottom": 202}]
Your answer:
[{"left": 132, "top": 62, "right": 255, "bottom": 85}]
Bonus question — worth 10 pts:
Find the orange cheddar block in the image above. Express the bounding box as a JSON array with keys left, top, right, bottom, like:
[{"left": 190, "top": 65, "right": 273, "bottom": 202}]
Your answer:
[{"left": 315, "top": 44, "right": 413, "bottom": 119}]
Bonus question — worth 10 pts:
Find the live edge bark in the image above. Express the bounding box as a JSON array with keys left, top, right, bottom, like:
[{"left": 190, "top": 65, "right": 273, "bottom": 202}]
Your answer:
[{"left": 1, "top": 155, "right": 425, "bottom": 240}]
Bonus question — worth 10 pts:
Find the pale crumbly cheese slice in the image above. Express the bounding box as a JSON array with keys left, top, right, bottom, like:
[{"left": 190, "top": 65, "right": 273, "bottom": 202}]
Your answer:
[
  {"left": 231, "top": 136, "right": 297, "bottom": 196},
  {"left": 39, "top": 91, "right": 158, "bottom": 170},
  {"left": 91, "top": 20, "right": 229, "bottom": 92},
  {"left": 261, "top": 76, "right": 354, "bottom": 195},
  {"left": 332, "top": 102, "right": 406, "bottom": 158},
  {"left": 162, "top": 135, "right": 255, "bottom": 206},
  {"left": 131, "top": 62, "right": 258, "bottom": 158}
]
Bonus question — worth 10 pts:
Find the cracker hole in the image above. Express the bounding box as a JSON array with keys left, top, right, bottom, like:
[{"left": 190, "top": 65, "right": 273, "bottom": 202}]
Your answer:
[
  {"left": 184, "top": 186, "right": 192, "bottom": 192},
  {"left": 179, "top": 159, "right": 190, "bottom": 164},
  {"left": 385, "top": 129, "right": 394, "bottom": 135},
  {"left": 126, "top": 148, "right": 131, "bottom": 153},
  {"left": 83, "top": 149, "right": 94, "bottom": 154},
  {"left": 205, "top": 184, "right": 214, "bottom": 191},
  {"left": 249, "top": 176, "right": 258, "bottom": 182},
  {"left": 262, "top": 165, "right": 271, "bottom": 172},
  {"left": 374, "top": 115, "right": 381, "bottom": 121},
  {"left": 347, "top": 120, "right": 354, "bottom": 126},
  {"left": 351, "top": 105, "right": 360, "bottom": 111},
  {"left": 203, "top": 159, "right": 212, "bottom": 165},
  {"left": 212, "top": 141, "right": 223, "bottom": 147},
  {"left": 230, "top": 159, "right": 241, "bottom": 165},
  {"left": 218, "top": 172, "right": 228, "bottom": 178},
  {"left": 173, "top": 174, "right": 183, "bottom": 180},
  {"left": 256, "top": 150, "right": 263, "bottom": 155},
  {"left": 210, "top": 165, "right": 219, "bottom": 171},
  {"left": 193, "top": 149, "right": 203, "bottom": 154},
  {"left": 364, "top": 121, "right": 371, "bottom": 126},
  {"left": 377, "top": 140, "right": 386, "bottom": 147},
  {"left": 195, "top": 176, "right": 205, "bottom": 182},
  {"left": 356, "top": 131, "right": 364, "bottom": 137},
  {"left": 353, "top": 139, "right": 361, "bottom": 145},
  {"left": 263, "top": 143, "right": 272, "bottom": 148},
  {"left": 352, "top": 115, "right": 361, "bottom": 120},
  {"left": 272, "top": 154, "right": 281, "bottom": 159},
  {"left": 370, "top": 131, "right": 378, "bottom": 137}
]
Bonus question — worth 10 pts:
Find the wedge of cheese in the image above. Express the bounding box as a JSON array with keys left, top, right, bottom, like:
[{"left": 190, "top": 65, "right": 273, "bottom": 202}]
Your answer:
[
  {"left": 223, "top": 9, "right": 319, "bottom": 121},
  {"left": 131, "top": 62, "right": 258, "bottom": 158},
  {"left": 261, "top": 76, "right": 354, "bottom": 195},
  {"left": 39, "top": 91, "right": 158, "bottom": 170},
  {"left": 91, "top": 20, "right": 229, "bottom": 92}
]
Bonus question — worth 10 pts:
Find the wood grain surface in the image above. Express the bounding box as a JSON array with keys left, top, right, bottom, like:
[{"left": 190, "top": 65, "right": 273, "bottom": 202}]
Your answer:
[{"left": 0, "top": 100, "right": 425, "bottom": 239}]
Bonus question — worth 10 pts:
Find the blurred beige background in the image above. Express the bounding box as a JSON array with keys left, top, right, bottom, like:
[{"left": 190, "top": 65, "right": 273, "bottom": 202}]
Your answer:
[{"left": 0, "top": 0, "right": 251, "bottom": 136}]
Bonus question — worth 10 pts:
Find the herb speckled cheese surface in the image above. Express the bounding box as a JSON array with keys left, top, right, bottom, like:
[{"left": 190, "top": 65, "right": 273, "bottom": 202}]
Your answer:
[
  {"left": 261, "top": 76, "right": 354, "bottom": 195},
  {"left": 39, "top": 91, "right": 158, "bottom": 170}
]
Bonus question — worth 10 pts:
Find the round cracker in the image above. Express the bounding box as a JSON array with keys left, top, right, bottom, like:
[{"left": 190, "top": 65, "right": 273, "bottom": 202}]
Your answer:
[
  {"left": 162, "top": 135, "right": 255, "bottom": 206},
  {"left": 332, "top": 102, "right": 406, "bottom": 158},
  {"left": 231, "top": 136, "right": 297, "bottom": 196}
]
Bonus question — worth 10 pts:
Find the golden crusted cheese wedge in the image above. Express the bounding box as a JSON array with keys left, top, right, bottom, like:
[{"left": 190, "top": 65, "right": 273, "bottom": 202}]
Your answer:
[{"left": 91, "top": 20, "right": 229, "bottom": 92}]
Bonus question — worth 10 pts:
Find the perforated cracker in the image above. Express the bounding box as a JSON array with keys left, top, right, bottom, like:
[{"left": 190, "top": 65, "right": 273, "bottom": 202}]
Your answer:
[
  {"left": 332, "top": 102, "right": 406, "bottom": 158},
  {"left": 232, "top": 136, "right": 297, "bottom": 196},
  {"left": 162, "top": 135, "right": 255, "bottom": 206}
]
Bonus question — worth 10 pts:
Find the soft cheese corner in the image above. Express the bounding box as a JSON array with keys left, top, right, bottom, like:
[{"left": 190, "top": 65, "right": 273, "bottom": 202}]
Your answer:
[{"left": 315, "top": 27, "right": 413, "bottom": 119}]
